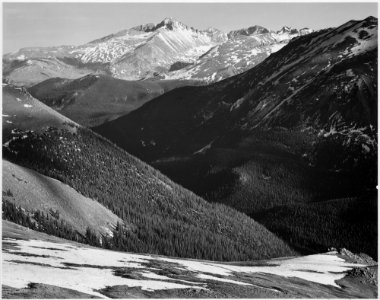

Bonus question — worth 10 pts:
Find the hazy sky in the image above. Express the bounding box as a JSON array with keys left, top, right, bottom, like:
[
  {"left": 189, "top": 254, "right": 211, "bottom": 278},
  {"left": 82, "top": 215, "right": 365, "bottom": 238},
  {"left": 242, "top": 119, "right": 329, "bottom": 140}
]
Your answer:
[{"left": 3, "top": 2, "right": 378, "bottom": 53}]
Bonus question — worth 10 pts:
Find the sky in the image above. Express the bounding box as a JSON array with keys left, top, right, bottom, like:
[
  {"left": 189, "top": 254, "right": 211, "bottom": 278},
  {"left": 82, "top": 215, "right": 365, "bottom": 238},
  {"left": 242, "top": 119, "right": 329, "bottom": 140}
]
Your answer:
[{"left": 3, "top": 2, "right": 378, "bottom": 53}]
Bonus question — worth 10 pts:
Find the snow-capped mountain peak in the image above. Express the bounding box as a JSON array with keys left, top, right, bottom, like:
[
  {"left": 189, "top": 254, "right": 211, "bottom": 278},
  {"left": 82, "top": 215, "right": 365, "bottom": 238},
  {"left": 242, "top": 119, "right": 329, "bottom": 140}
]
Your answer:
[
  {"left": 228, "top": 25, "right": 270, "bottom": 38},
  {"left": 162, "top": 16, "right": 179, "bottom": 25},
  {"left": 278, "top": 26, "right": 291, "bottom": 33},
  {"left": 227, "top": 24, "right": 312, "bottom": 41},
  {"left": 3, "top": 17, "right": 318, "bottom": 85},
  {"left": 276, "top": 26, "right": 314, "bottom": 36},
  {"left": 152, "top": 17, "right": 186, "bottom": 31},
  {"left": 132, "top": 17, "right": 187, "bottom": 33},
  {"left": 300, "top": 27, "right": 313, "bottom": 35}
]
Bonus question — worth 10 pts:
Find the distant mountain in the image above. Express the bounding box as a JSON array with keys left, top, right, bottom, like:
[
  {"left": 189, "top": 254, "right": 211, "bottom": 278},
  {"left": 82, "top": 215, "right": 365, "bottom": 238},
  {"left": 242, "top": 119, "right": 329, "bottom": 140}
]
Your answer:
[
  {"left": 28, "top": 74, "right": 201, "bottom": 127},
  {"left": 165, "top": 24, "right": 313, "bottom": 82},
  {"left": 3, "top": 17, "right": 313, "bottom": 86},
  {"left": 228, "top": 25, "right": 271, "bottom": 38},
  {"left": 3, "top": 18, "right": 226, "bottom": 86},
  {"left": 104, "top": 18, "right": 227, "bottom": 80},
  {"left": 2, "top": 85, "right": 296, "bottom": 261},
  {"left": 95, "top": 16, "right": 376, "bottom": 160},
  {"left": 94, "top": 17, "right": 378, "bottom": 258},
  {"left": 2, "top": 56, "right": 98, "bottom": 87}
]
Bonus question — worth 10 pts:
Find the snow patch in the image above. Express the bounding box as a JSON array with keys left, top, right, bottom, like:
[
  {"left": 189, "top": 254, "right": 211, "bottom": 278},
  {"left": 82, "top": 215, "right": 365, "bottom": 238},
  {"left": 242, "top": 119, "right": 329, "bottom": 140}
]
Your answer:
[
  {"left": 197, "top": 274, "right": 251, "bottom": 286},
  {"left": 159, "top": 252, "right": 365, "bottom": 288},
  {"left": 3, "top": 239, "right": 202, "bottom": 298},
  {"left": 3, "top": 237, "right": 369, "bottom": 299},
  {"left": 194, "top": 140, "right": 214, "bottom": 154},
  {"left": 230, "top": 97, "right": 245, "bottom": 111}
]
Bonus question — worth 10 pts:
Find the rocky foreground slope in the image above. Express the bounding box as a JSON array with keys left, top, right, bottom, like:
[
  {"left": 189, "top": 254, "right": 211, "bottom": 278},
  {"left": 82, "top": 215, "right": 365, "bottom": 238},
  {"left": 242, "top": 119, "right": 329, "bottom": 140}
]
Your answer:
[{"left": 2, "top": 221, "right": 377, "bottom": 298}]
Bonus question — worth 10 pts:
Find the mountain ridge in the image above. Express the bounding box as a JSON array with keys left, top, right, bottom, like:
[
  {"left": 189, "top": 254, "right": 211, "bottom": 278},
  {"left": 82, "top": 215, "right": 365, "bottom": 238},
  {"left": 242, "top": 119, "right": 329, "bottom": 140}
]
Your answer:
[
  {"left": 28, "top": 74, "right": 202, "bottom": 127},
  {"left": 4, "top": 17, "right": 315, "bottom": 85}
]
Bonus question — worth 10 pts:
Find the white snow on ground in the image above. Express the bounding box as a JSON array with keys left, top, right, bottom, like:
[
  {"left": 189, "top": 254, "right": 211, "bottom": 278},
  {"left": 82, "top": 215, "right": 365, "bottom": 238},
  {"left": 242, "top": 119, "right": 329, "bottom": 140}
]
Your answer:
[
  {"left": 270, "top": 43, "right": 286, "bottom": 53},
  {"left": 230, "top": 97, "right": 245, "bottom": 111},
  {"left": 140, "top": 271, "right": 172, "bottom": 280},
  {"left": 194, "top": 140, "right": 214, "bottom": 154},
  {"left": 23, "top": 104, "right": 33, "bottom": 108},
  {"left": 346, "top": 69, "right": 355, "bottom": 77},
  {"left": 3, "top": 263, "right": 197, "bottom": 298},
  {"left": 3, "top": 238, "right": 368, "bottom": 299},
  {"left": 159, "top": 252, "right": 366, "bottom": 288},
  {"left": 3, "top": 239, "right": 203, "bottom": 298},
  {"left": 197, "top": 274, "right": 251, "bottom": 286}
]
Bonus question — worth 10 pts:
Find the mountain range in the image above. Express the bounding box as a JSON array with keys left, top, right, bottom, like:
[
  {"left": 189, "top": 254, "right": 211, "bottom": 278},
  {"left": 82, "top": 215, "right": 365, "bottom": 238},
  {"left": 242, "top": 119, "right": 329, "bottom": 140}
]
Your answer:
[
  {"left": 2, "top": 18, "right": 316, "bottom": 128},
  {"left": 95, "top": 16, "right": 377, "bottom": 161},
  {"left": 4, "top": 17, "right": 312, "bottom": 86}
]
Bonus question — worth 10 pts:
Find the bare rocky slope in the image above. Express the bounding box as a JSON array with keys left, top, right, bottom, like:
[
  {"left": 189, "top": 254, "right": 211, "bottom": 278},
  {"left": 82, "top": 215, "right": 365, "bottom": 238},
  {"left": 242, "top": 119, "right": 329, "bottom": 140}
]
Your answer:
[
  {"left": 3, "top": 160, "right": 121, "bottom": 236},
  {"left": 3, "top": 83, "right": 77, "bottom": 139}
]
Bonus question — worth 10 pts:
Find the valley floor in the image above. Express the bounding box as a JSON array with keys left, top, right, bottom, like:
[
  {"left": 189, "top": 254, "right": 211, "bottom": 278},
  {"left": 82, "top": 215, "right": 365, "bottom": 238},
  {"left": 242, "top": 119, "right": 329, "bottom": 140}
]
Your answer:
[{"left": 2, "top": 221, "right": 377, "bottom": 298}]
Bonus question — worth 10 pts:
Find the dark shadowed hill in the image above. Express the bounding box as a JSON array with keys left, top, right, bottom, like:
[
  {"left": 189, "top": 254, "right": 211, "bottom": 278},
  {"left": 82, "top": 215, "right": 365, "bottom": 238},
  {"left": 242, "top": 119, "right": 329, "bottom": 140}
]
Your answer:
[
  {"left": 2, "top": 84, "right": 296, "bottom": 261},
  {"left": 28, "top": 75, "right": 201, "bottom": 127}
]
